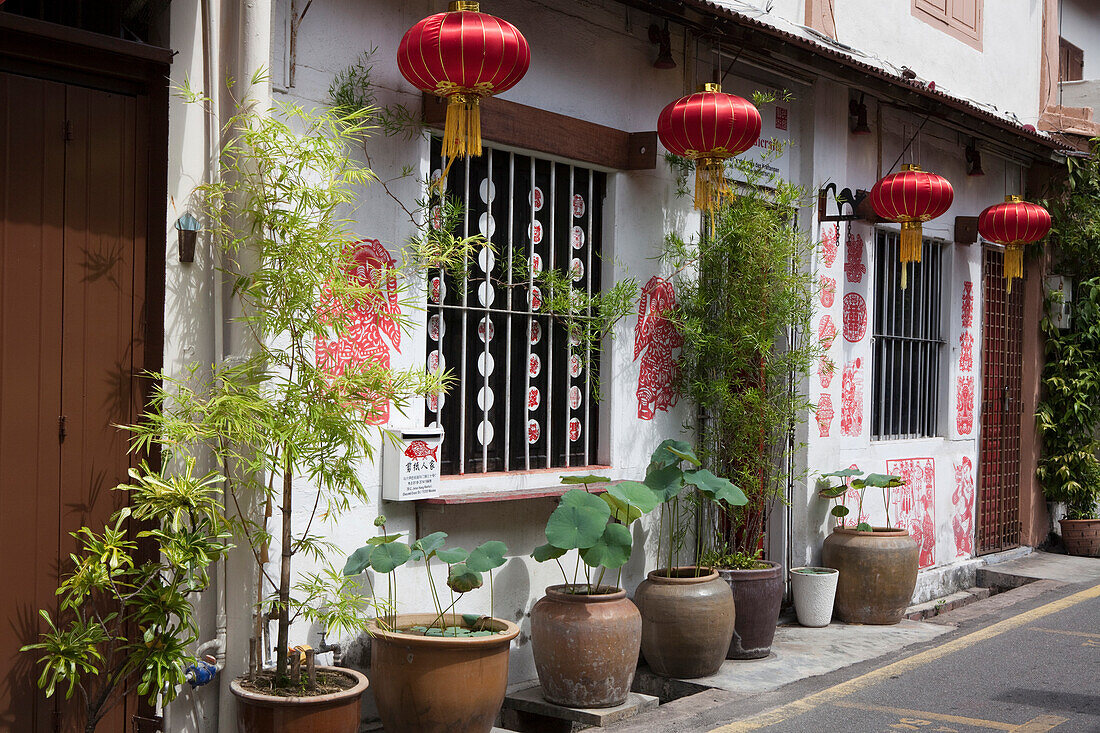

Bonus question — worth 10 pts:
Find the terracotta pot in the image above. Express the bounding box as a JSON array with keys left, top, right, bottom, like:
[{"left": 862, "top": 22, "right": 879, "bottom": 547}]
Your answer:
[
  {"left": 368, "top": 613, "right": 520, "bottom": 733},
  {"left": 531, "top": 585, "right": 641, "bottom": 708},
  {"left": 790, "top": 566, "right": 839, "bottom": 627},
  {"left": 633, "top": 567, "right": 734, "bottom": 679},
  {"left": 822, "top": 527, "right": 918, "bottom": 624},
  {"left": 230, "top": 666, "right": 368, "bottom": 733},
  {"left": 1060, "top": 518, "right": 1100, "bottom": 557},
  {"left": 717, "top": 561, "right": 784, "bottom": 659}
]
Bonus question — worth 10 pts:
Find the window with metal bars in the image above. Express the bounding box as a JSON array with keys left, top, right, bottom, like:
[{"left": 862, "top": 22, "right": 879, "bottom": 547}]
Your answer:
[
  {"left": 425, "top": 138, "right": 604, "bottom": 475},
  {"left": 871, "top": 230, "right": 945, "bottom": 440}
]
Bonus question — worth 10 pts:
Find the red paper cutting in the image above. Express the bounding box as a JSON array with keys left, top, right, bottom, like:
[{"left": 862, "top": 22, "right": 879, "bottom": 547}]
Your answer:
[
  {"left": 956, "top": 376, "right": 975, "bottom": 435},
  {"left": 842, "top": 293, "right": 867, "bottom": 343},
  {"left": 962, "top": 281, "right": 974, "bottom": 327},
  {"left": 816, "top": 394, "right": 834, "bottom": 437},
  {"left": 843, "top": 230, "right": 866, "bottom": 283},
  {"left": 952, "top": 456, "right": 975, "bottom": 558},
  {"left": 887, "top": 457, "right": 936, "bottom": 568},
  {"left": 820, "top": 275, "right": 836, "bottom": 308},
  {"left": 840, "top": 358, "right": 863, "bottom": 436},
  {"left": 959, "top": 331, "right": 974, "bottom": 373},
  {"left": 821, "top": 224, "right": 839, "bottom": 268},
  {"left": 634, "top": 276, "right": 682, "bottom": 420}
]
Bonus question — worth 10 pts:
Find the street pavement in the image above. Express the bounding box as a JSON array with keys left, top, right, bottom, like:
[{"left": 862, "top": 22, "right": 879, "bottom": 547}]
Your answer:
[{"left": 608, "top": 570, "right": 1100, "bottom": 733}]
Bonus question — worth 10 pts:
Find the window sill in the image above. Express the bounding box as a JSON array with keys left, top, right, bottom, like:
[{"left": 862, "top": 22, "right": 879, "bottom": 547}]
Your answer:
[{"left": 418, "top": 466, "right": 615, "bottom": 504}]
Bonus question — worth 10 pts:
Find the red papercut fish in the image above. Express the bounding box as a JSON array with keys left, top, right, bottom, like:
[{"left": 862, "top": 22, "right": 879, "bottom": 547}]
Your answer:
[{"left": 403, "top": 440, "right": 438, "bottom": 461}]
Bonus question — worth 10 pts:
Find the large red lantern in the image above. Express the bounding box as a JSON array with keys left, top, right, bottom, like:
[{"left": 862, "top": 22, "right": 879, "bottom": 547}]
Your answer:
[
  {"left": 657, "top": 83, "right": 762, "bottom": 212},
  {"left": 398, "top": 2, "right": 530, "bottom": 160},
  {"left": 869, "top": 164, "right": 954, "bottom": 289},
  {"left": 978, "top": 195, "right": 1051, "bottom": 294}
]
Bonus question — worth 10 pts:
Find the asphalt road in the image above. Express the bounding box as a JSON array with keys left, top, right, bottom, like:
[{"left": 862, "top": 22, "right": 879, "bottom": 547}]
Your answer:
[{"left": 612, "top": 579, "right": 1100, "bottom": 733}]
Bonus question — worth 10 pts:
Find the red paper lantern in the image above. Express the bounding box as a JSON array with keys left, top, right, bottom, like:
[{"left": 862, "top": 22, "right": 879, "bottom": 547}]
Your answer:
[
  {"left": 869, "top": 164, "right": 953, "bottom": 289},
  {"left": 978, "top": 195, "right": 1051, "bottom": 294},
  {"left": 657, "top": 83, "right": 762, "bottom": 212},
  {"left": 398, "top": 1, "right": 530, "bottom": 159}
]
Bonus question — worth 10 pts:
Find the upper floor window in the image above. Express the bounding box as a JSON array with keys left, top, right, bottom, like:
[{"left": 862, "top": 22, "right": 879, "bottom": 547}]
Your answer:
[
  {"left": 912, "top": 0, "right": 983, "bottom": 51},
  {"left": 425, "top": 138, "right": 604, "bottom": 475},
  {"left": 1060, "top": 37, "right": 1085, "bottom": 82},
  {"left": 871, "top": 230, "right": 945, "bottom": 440}
]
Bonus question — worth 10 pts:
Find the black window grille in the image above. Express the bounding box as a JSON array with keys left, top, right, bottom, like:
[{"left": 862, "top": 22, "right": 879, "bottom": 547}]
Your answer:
[
  {"left": 871, "top": 229, "right": 945, "bottom": 440},
  {"left": 426, "top": 138, "right": 604, "bottom": 475}
]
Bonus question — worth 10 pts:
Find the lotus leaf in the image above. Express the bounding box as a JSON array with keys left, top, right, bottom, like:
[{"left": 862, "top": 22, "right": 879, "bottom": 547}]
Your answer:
[
  {"left": 447, "top": 562, "right": 483, "bottom": 593},
  {"left": 531, "top": 543, "right": 567, "bottom": 562},
  {"left": 369, "top": 541, "right": 411, "bottom": 573},
  {"left": 643, "top": 463, "right": 684, "bottom": 502},
  {"left": 831, "top": 505, "right": 850, "bottom": 517},
  {"left": 649, "top": 439, "right": 700, "bottom": 468},
  {"left": 608, "top": 480, "right": 661, "bottom": 514},
  {"left": 341, "top": 545, "right": 372, "bottom": 576},
  {"left": 410, "top": 531, "right": 448, "bottom": 562},
  {"left": 366, "top": 533, "right": 404, "bottom": 546},
  {"left": 600, "top": 492, "right": 642, "bottom": 524},
  {"left": 560, "top": 474, "right": 611, "bottom": 485},
  {"left": 466, "top": 540, "right": 508, "bottom": 572},
  {"left": 435, "top": 547, "right": 469, "bottom": 564},
  {"left": 685, "top": 469, "right": 747, "bottom": 506},
  {"left": 580, "top": 522, "right": 633, "bottom": 569},
  {"left": 545, "top": 490, "right": 611, "bottom": 549}
]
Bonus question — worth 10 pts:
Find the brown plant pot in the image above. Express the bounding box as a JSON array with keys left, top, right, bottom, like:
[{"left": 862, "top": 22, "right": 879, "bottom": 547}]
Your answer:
[
  {"left": 531, "top": 585, "right": 642, "bottom": 708},
  {"left": 368, "top": 613, "right": 520, "bottom": 733},
  {"left": 634, "top": 568, "right": 735, "bottom": 679},
  {"left": 822, "top": 527, "right": 919, "bottom": 625},
  {"left": 230, "top": 666, "right": 368, "bottom": 733},
  {"left": 1060, "top": 518, "right": 1100, "bottom": 557},
  {"left": 717, "top": 561, "right": 784, "bottom": 659}
]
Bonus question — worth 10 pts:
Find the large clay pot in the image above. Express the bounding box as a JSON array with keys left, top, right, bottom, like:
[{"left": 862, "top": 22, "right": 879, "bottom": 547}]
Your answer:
[
  {"left": 1060, "top": 518, "right": 1100, "bottom": 557},
  {"left": 531, "top": 585, "right": 642, "bottom": 708},
  {"left": 790, "top": 566, "right": 839, "bottom": 627},
  {"left": 822, "top": 527, "right": 919, "bottom": 624},
  {"left": 717, "top": 561, "right": 784, "bottom": 659},
  {"left": 231, "top": 666, "right": 368, "bottom": 733},
  {"left": 368, "top": 614, "right": 519, "bottom": 733},
  {"left": 633, "top": 567, "right": 734, "bottom": 679}
]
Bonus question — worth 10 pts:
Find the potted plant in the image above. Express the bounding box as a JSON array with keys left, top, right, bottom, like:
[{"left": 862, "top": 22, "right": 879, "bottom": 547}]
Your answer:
[
  {"left": 788, "top": 567, "right": 839, "bottom": 627},
  {"left": 819, "top": 468, "right": 918, "bottom": 624},
  {"left": 661, "top": 133, "right": 820, "bottom": 660},
  {"left": 633, "top": 440, "right": 744, "bottom": 679},
  {"left": 139, "top": 83, "right": 459, "bottom": 731},
  {"left": 526, "top": 474, "right": 659, "bottom": 708},
  {"left": 20, "top": 462, "right": 231, "bottom": 733},
  {"left": 343, "top": 522, "right": 518, "bottom": 733}
]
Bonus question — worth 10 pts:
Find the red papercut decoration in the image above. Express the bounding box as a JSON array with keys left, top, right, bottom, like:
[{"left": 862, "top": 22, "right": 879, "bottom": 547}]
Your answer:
[
  {"left": 869, "top": 165, "right": 953, "bottom": 289},
  {"left": 568, "top": 418, "right": 582, "bottom": 442},
  {"left": 820, "top": 276, "right": 836, "bottom": 308},
  {"left": 840, "top": 358, "right": 863, "bottom": 437},
  {"left": 821, "top": 224, "right": 839, "bottom": 268},
  {"left": 404, "top": 440, "right": 439, "bottom": 461},
  {"left": 961, "top": 281, "right": 974, "bottom": 327},
  {"left": 887, "top": 457, "right": 936, "bottom": 568},
  {"left": 528, "top": 386, "right": 540, "bottom": 411},
  {"left": 527, "top": 418, "right": 540, "bottom": 444},
  {"left": 816, "top": 394, "right": 834, "bottom": 437},
  {"left": 842, "top": 293, "right": 867, "bottom": 343},
  {"left": 656, "top": 83, "right": 761, "bottom": 211},
  {"left": 843, "top": 230, "right": 867, "bottom": 283},
  {"left": 978, "top": 196, "right": 1051, "bottom": 293},
  {"left": 398, "top": 2, "right": 530, "bottom": 159},
  {"left": 959, "top": 332, "right": 974, "bottom": 373},
  {"left": 956, "top": 376, "right": 975, "bottom": 435},
  {"left": 952, "top": 456, "right": 975, "bottom": 558},
  {"left": 634, "top": 276, "right": 682, "bottom": 420},
  {"left": 315, "top": 240, "right": 401, "bottom": 425},
  {"left": 819, "top": 315, "right": 837, "bottom": 350}
]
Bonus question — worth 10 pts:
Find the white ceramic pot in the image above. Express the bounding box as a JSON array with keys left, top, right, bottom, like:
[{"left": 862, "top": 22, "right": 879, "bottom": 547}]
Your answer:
[{"left": 790, "top": 567, "right": 839, "bottom": 627}]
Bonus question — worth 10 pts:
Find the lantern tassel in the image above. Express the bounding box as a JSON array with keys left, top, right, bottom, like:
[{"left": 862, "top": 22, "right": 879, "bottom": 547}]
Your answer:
[
  {"left": 694, "top": 158, "right": 730, "bottom": 213},
  {"left": 443, "top": 94, "right": 482, "bottom": 159},
  {"left": 1004, "top": 244, "right": 1023, "bottom": 294},
  {"left": 898, "top": 221, "right": 923, "bottom": 290}
]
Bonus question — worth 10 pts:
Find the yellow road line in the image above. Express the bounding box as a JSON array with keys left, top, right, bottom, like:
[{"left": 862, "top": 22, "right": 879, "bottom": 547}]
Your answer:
[
  {"left": 1011, "top": 715, "right": 1070, "bottom": 732},
  {"left": 709, "top": 583, "right": 1100, "bottom": 733},
  {"left": 832, "top": 700, "right": 1016, "bottom": 729},
  {"left": 1029, "top": 626, "right": 1100, "bottom": 639}
]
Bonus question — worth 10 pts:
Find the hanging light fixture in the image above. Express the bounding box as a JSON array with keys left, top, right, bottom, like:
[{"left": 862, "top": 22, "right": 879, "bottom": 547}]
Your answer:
[
  {"left": 965, "top": 141, "right": 984, "bottom": 176},
  {"left": 397, "top": 2, "right": 530, "bottom": 160},
  {"left": 657, "top": 83, "right": 762, "bottom": 212},
  {"left": 649, "top": 21, "right": 676, "bottom": 69},
  {"left": 978, "top": 196, "right": 1051, "bottom": 294},
  {"left": 869, "top": 164, "right": 953, "bottom": 289},
  {"left": 849, "top": 93, "right": 871, "bottom": 135}
]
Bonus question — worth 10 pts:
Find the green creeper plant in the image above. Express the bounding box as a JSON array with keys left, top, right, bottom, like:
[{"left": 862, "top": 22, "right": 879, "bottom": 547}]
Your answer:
[{"left": 21, "top": 462, "right": 231, "bottom": 733}]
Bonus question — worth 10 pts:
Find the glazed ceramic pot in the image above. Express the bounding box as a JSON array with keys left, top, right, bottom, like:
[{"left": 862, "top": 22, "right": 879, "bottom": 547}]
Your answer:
[
  {"left": 789, "top": 566, "right": 839, "bottom": 627},
  {"left": 633, "top": 567, "right": 734, "bottom": 678},
  {"left": 717, "top": 561, "right": 784, "bottom": 659},
  {"left": 368, "top": 614, "right": 520, "bottom": 733},
  {"left": 822, "top": 527, "right": 918, "bottom": 624},
  {"left": 1060, "top": 518, "right": 1100, "bottom": 557},
  {"left": 530, "top": 585, "right": 642, "bottom": 708},
  {"left": 231, "top": 666, "right": 368, "bottom": 733}
]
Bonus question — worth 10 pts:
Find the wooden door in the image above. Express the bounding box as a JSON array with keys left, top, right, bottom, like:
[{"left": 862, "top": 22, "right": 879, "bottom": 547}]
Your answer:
[
  {"left": 0, "top": 72, "right": 145, "bottom": 733},
  {"left": 977, "top": 247, "right": 1023, "bottom": 554}
]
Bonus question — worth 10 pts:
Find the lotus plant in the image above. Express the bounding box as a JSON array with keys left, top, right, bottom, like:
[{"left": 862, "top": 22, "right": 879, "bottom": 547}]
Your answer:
[{"left": 818, "top": 467, "right": 906, "bottom": 531}]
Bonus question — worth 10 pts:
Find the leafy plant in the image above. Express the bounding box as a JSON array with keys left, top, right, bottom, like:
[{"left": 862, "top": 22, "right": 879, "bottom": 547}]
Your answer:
[
  {"left": 1046, "top": 141, "right": 1100, "bottom": 278},
  {"left": 530, "top": 475, "right": 660, "bottom": 593},
  {"left": 343, "top": 519, "right": 509, "bottom": 636},
  {"left": 818, "top": 466, "right": 905, "bottom": 531},
  {"left": 21, "top": 462, "right": 231, "bottom": 733},
  {"left": 662, "top": 117, "right": 820, "bottom": 559}
]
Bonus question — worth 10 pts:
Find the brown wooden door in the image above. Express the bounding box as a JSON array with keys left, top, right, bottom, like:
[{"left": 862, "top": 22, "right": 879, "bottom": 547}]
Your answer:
[
  {"left": 1, "top": 72, "right": 144, "bottom": 733},
  {"left": 977, "top": 247, "right": 1024, "bottom": 554}
]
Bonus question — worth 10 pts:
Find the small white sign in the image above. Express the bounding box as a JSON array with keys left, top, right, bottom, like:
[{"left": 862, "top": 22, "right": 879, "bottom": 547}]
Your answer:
[{"left": 383, "top": 428, "right": 444, "bottom": 501}]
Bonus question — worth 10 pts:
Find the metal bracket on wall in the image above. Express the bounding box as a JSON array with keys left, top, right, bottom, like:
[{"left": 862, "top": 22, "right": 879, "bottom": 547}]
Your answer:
[{"left": 817, "top": 183, "right": 870, "bottom": 222}]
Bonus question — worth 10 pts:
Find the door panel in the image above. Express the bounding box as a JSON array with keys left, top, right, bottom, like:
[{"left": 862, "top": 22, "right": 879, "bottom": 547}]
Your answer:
[{"left": 0, "top": 72, "right": 66, "bottom": 733}]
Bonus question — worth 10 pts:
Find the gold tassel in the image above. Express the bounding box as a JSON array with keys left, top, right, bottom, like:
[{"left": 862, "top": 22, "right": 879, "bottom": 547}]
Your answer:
[
  {"left": 443, "top": 94, "right": 482, "bottom": 159},
  {"left": 1004, "top": 243, "right": 1023, "bottom": 295},
  {"left": 694, "top": 158, "right": 730, "bottom": 213},
  {"left": 898, "top": 221, "right": 923, "bottom": 291}
]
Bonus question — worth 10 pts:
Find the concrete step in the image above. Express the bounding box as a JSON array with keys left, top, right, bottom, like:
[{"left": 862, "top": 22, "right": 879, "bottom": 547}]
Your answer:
[
  {"left": 904, "top": 586, "right": 991, "bottom": 620},
  {"left": 501, "top": 685, "right": 659, "bottom": 730}
]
